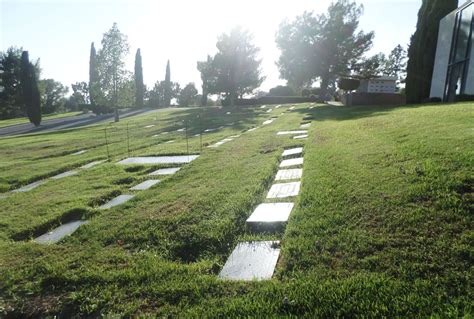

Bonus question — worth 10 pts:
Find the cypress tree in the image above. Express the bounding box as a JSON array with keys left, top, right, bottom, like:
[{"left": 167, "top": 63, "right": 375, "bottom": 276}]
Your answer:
[
  {"left": 406, "top": 0, "right": 458, "bottom": 103},
  {"left": 20, "top": 51, "right": 41, "bottom": 126},
  {"left": 134, "top": 48, "right": 144, "bottom": 108},
  {"left": 164, "top": 60, "right": 171, "bottom": 107},
  {"left": 89, "top": 42, "right": 99, "bottom": 106}
]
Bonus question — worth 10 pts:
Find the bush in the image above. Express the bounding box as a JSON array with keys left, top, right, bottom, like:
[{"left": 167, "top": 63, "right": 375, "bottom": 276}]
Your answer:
[
  {"left": 302, "top": 89, "right": 311, "bottom": 97},
  {"left": 456, "top": 94, "right": 474, "bottom": 102},
  {"left": 268, "top": 85, "right": 295, "bottom": 97},
  {"left": 338, "top": 78, "right": 360, "bottom": 92}
]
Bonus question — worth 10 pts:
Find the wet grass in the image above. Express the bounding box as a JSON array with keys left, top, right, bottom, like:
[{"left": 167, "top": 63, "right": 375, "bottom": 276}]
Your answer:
[{"left": 0, "top": 102, "right": 472, "bottom": 317}]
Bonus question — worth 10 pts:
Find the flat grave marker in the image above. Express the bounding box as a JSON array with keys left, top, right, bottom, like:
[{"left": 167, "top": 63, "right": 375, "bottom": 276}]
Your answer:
[
  {"left": 149, "top": 167, "right": 181, "bottom": 175},
  {"left": 262, "top": 119, "right": 274, "bottom": 125},
  {"left": 294, "top": 134, "right": 308, "bottom": 139},
  {"left": 35, "top": 220, "right": 88, "bottom": 244},
  {"left": 275, "top": 169, "right": 303, "bottom": 181},
  {"left": 12, "top": 180, "right": 47, "bottom": 193},
  {"left": 300, "top": 123, "right": 311, "bottom": 129},
  {"left": 277, "top": 130, "right": 307, "bottom": 135},
  {"left": 71, "top": 150, "right": 87, "bottom": 156},
  {"left": 246, "top": 202, "right": 294, "bottom": 224},
  {"left": 99, "top": 194, "right": 135, "bottom": 209},
  {"left": 218, "top": 241, "right": 280, "bottom": 281},
  {"left": 145, "top": 125, "right": 155, "bottom": 128},
  {"left": 266, "top": 182, "right": 301, "bottom": 198},
  {"left": 118, "top": 155, "right": 199, "bottom": 165},
  {"left": 130, "top": 180, "right": 160, "bottom": 190},
  {"left": 280, "top": 157, "right": 304, "bottom": 168},
  {"left": 282, "top": 147, "right": 303, "bottom": 157},
  {"left": 51, "top": 170, "right": 79, "bottom": 180},
  {"left": 81, "top": 160, "right": 105, "bottom": 169}
]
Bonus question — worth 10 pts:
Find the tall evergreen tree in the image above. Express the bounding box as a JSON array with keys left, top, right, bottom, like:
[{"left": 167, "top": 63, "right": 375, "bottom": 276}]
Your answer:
[
  {"left": 20, "top": 51, "right": 41, "bottom": 126},
  {"left": 406, "top": 0, "right": 458, "bottom": 103},
  {"left": 89, "top": 42, "right": 99, "bottom": 106},
  {"left": 164, "top": 60, "right": 171, "bottom": 107},
  {"left": 134, "top": 48, "right": 144, "bottom": 108}
]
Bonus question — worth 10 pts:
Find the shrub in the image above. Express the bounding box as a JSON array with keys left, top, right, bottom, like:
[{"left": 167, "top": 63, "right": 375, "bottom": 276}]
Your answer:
[
  {"left": 268, "top": 85, "right": 295, "bottom": 96},
  {"left": 456, "top": 94, "right": 474, "bottom": 102},
  {"left": 302, "top": 89, "right": 311, "bottom": 97},
  {"left": 338, "top": 78, "right": 360, "bottom": 92}
]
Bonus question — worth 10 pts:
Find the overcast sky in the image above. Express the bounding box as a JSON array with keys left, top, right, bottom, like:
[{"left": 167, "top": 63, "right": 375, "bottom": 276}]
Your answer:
[{"left": 1, "top": 0, "right": 422, "bottom": 93}]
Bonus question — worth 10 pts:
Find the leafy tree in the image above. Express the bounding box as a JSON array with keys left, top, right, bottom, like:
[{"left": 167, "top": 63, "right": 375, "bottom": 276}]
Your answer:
[
  {"left": 71, "top": 82, "right": 89, "bottom": 105},
  {"left": 197, "top": 55, "right": 217, "bottom": 106},
  {"left": 164, "top": 60, "right": 171, "bottom": 107},
  {"left": 268, "top": 85, "right": 295, "bottom": 96},
  {"left": 39, "top": 79, "right": 69, "bottom": 114},
  {"left": 384, "top": 44, "right": 407, "bottom": 81},
  {"left": 116, "top": 75, "right": 135, "bottom": 108},
  {"left": 148, "top": 80, "right": 180, "bottom": 108},
  {"left": 357, "top": 53, "right": 387, "bottom": 79},
  {"left": 276, "top": 0, "right": 374, "bottom": 97},
  {"left": 96, "top": 23, "right": 130, "bottom": 121},
  {"left": 338, "top": 78, "right": 360, "bottom": 92},
  {"left": 0, "top": 47, "right": 40, "bottom": 119},
  {"left": 134, "top": 48, "right": 144, "bottom": 108},
  {"left": 89, "top": 42, "right": 100, "bottom": 106},
  {"left": 207, "top": 27, "right": 264, "bottom": 106},
  {"left": 406, "top": 0, "right": 458, "bottom": 103},
  {"left": 20, "top": 51, "right": 41, "bottom": 126},
  {"left": 178, "top": 83, "right": 198, "bottom": 106}
]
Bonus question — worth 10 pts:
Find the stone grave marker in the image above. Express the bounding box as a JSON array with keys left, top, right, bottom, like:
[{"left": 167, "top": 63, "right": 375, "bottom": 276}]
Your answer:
[
  {"left": 35, "top": 220, "right": 88, "bottom": 244},
  {"left": 99, "top": 194, "right": 135, "bottom": 209},
  {"left": 266, "top": 182, "right": 301, "bottom": 198}
]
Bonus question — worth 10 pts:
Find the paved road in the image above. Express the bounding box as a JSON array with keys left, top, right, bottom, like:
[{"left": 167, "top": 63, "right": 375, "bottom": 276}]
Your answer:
[{"left": 0, "top": 108, "right": 163, "bottom": 137}]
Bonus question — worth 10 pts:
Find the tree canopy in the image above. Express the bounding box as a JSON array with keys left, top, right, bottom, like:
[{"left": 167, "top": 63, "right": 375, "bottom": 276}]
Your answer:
[
  {"left": 178, "top": 83, "right": 198, "bottom": 107},
  {"left": 134, "top": 48, "right": 144, "bottom": 108},
  {"left": 276, "top": 0, "right": 374, "bottom": 97},
  {"left": 20, "top": 51, "right": 41, "bottom": 126}
]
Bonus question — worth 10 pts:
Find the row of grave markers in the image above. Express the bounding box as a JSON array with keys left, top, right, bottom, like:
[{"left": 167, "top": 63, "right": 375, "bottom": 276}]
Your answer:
[{"left": 218, "top": 123, "right": 309, "bottom": 281}]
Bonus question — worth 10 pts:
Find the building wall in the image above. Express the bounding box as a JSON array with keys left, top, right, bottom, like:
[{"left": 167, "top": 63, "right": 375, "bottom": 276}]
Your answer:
[
  {"left": 430, "top": 11, "right": 457, "bottom": 99},
  {"left": 465, "top": 31, "right": 474, "bottom": 95},
  {"left": 358, "top": 79, "right": 396, "bottom": 94}
]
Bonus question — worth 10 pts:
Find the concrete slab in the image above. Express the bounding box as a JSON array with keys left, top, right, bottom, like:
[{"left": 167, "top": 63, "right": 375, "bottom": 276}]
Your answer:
[
  {"left": 275, "top": 169, "right": 303, "bottom": 181},
  {"left": 267, "top": 182, "right": 301, "bottom": 198},
  {"left": 280, "top": 158, "right": 304, "bottom": 168},
  {"left": 51, "top": 170, "right": 79, "bottom": 180},
  {"left": 81, "top": 160, "right": 105, "bottom": 169},
  {"left": 99, "top": 194, "right": 135, "bottom": 209},
  {"left": 118, "top": 155, "right": 199, "bottom": 165},
  {"left": 130, "top": 179, "right": 161, "bottom": 190},
  {"left": 12, "top": 180, "right": 47, "bottom": 193},
  {"left": 282, "top": 147, "right": 303, "bottom": 157},
  {"left": 294, "top": 135, "right": 308, "bottom": 139},
  {"left": 246, "top": 203, "right": 294, "bottom": 224},
  {"left": 277, "top": 131, "right": 307, "bottom": 135},
  {"left": 149, "top": 167, "right": 181, "bottom": 175},
  {"left": 219, "top": 241, "right": 280, "bottom": 281},
  {"left": 35, "top": 220, "right": 88, "bottom": 244},
  {"left": 71, "top": 150, "right": 87, "bottom": 155}
]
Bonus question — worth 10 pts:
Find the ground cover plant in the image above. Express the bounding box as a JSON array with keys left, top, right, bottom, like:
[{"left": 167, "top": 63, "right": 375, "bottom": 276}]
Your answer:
[{"left": 0, "top": 102, "right": 472, "bottom": 317}]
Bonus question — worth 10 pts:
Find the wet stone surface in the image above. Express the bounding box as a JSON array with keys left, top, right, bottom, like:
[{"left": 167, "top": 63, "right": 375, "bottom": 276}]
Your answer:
[
  {"left": 149, "top": 167, "right": 181, "bottom": 175},
  {"left": 275, "top": 169, "right": 303, "bottom": 181},
  {"left": 12, "top": 180, "right": 47, "bottom": 193},
  {"left": 282, "top": 147, "right": 303, "bottom": 157},
  {"left": 219, "top": 241, "right": 280, "bottom": 281},
  {"left": 51, "top": 170, "right": 79, "bottom": 180},
  {"left": 246, "top": 203, "right": 294, "bottom": 224},
  {"left": 280, "top": 157, "right": 304, "bottom": 168},
  {"left": 277, "top": 130, "right": 307, "bottom": 135},
  {"left": 35, "top": 220, "right": 88, "bottom": 244},
  {"left": 118, "top": 155, "right": 199, "bottom": 165},
  {"left": 266, "top": 182, "right": 301, "bottom": 198},
  {"left": 99, "top": 194, "right": 135, "bottom": 209},
  {"left": 130, "top": 179, "right": 160, "bottom": 190}
]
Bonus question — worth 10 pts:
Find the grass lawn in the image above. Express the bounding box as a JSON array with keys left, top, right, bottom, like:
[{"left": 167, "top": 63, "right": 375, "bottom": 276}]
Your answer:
[
  {"left": 0, "top": 111, "right": 83, "bottom": 128},
  {"left": 0, "top": 102, "right": 472, "bottom": 317}
]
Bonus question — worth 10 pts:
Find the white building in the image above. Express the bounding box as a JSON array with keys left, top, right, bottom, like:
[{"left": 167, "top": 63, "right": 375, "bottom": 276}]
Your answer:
[
  {"left": 357, "top": 76, "right": 397, "bottom": 94},
  {"left": 430, "top": 1, "right": 474, "bottom": 101}
]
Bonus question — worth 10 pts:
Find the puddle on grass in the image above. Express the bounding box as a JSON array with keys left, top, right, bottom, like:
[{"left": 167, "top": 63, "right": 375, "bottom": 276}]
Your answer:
[
  {"left": 219, "top": 241, "right": 280, "bottom": 281},
  {"left": 118, "top": 155, "right": 199, "bottom": 165},
  {"left": 35, "top": 220, "right": 88, "bottom": 244}
]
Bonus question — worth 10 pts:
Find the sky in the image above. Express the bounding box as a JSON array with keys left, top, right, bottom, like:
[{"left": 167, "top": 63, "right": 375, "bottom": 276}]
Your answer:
[{"left": 1, "top": 0, "right": 422, "bottom": 94}]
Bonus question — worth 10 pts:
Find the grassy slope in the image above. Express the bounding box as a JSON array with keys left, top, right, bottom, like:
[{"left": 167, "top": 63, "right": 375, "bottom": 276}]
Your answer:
[
  {"left": 0, "top": 102, "right": 472, "bottom": 317},
  {"left": 0, "top": 112, "right": 82, "bottom": 128}
]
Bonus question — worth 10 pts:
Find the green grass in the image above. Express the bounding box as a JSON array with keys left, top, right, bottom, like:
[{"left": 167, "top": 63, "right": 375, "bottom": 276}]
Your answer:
[
  {"left": 0, "top": 111, "right": 82, "bottom": 128},
  {"left": 0, "top": 102, "right": 472, "bottom": 317}
]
